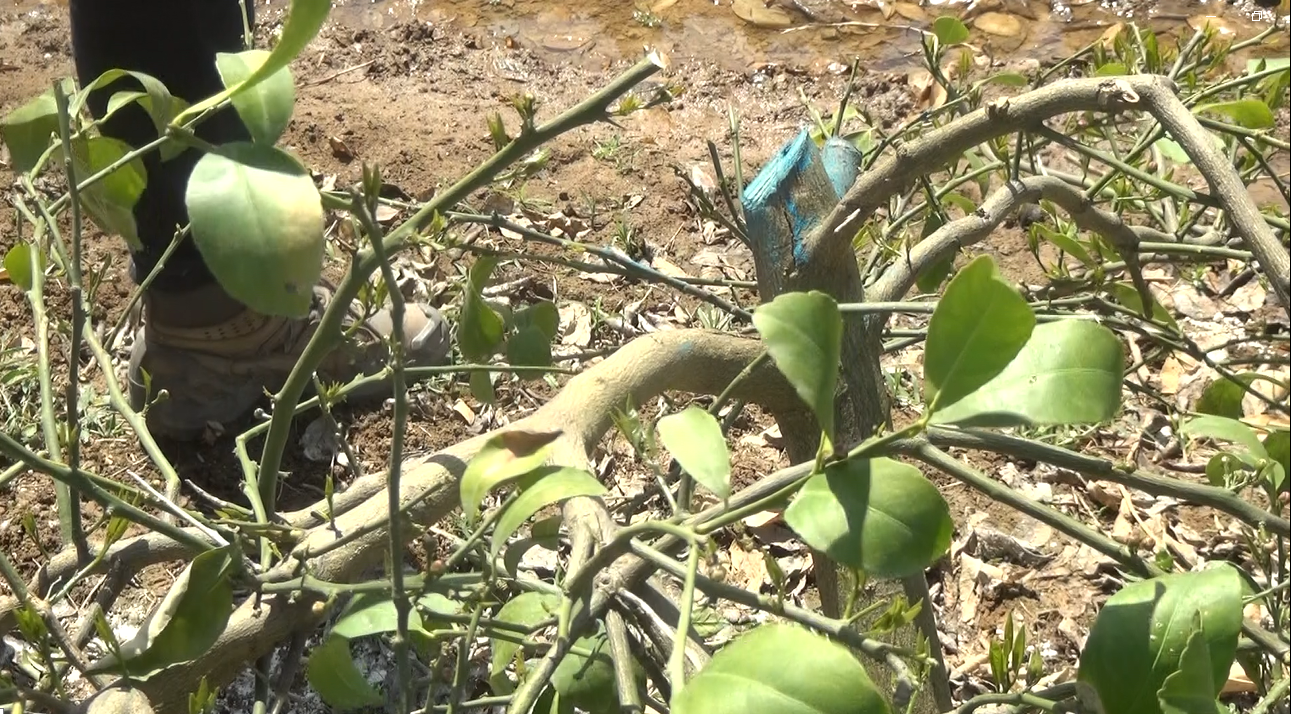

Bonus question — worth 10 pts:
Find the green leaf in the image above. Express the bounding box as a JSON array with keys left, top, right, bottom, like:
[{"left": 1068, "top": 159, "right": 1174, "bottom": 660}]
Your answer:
[
  {"left": 1263, "top": 430, "right": 1288, "bottom": 493},
  {"left": 0, "top": 84, "right": 65, "bottom": 173},
  {"left": 505, "top": 325, "right": 553, "bottom": 374},
  {"left": 929, "top": 320, "right": 1124, "bottom": 427},
  {"left": 177, "top": 0, "right": 330, "bottom": 123},
  {"left": 915, "top": 213, "right": 953, "bottom": 294},
  {"left": 1107, "top": 281, "right": 1178, "bottom": 331},
  {"left": 1157, "top": 623, "right": 1225, "bottom": 714},
  {"left": 1096, "top": 62, "right": 1129, "bottom": 77},
  {"left": 1246, "top": 57, "right": 1291, "bottom": 76},
  {"left": 1032, "top": 224, "right": 1094, "bottom": 266},
  {"left": 551, "top": 632, "right": 624, "bottom": 712},
  {"left": 490, "top": 591, "right": 561, "bottom": 692},
  {"left": 1194, "top": 374, "right": 1258, "bottom": 420},
  {"left": 932, "top": 16, "right": 970, "bottom": 46},
  {"left": 489, "top": 467, "right": 606, "bottom": 559},
  {"left": 185, "top": 142, "right": 324, "bottom": 317},
  {"left": 752, "top": 291, "right": 842, "bottom": 447},
  {"left": 657, "top": 406, "right": 731, "bottom": 499},
  {"left": 459, "top": 429, "right": 561, "bottom": 524},
  {"left": 784, "top": 457, "right": 952, "bottom": 579},
  {"left": 306, "top": 636, "right": 383, "bottom": 710},
  {"left": 977, "top": 72, "right": 1028, "bottom": 88},
  {"left": 332, "top": 591, "right": 462, "bottom": 641},
  {"left": 215, "top": 49, "right": 296, "bottom": 145},
  {"left": 673, "top": 623, "right": 891, "bottom": 714},
  {"left": 90, "top": 546, "right": 237, "bottom": 678},
  {"left": 1155, "top": 138, "right": 1193, "bottom": 165},
  {"left": 515, "top": 301, "right": 560, "bottom": 340},
  {"left": 1204, "top": 452, "right": 1246, "bottom": 487},
  {"left": 924, "top": 255, "right": 1035, "bottom": 414},
  {"left": 75, "top": 69, "right": 178, "bottom": 138},
  {"left": 1196, "top": 99, "right": 1275, "bottom": 129},
  {"left": 460, "top": 257, "right": 505, "bottom": 361},
  {"left": 1180, "top": 415, "right": 1267, "bottom": 464},
  {"left": 71, "top": 135, "right": 149, "bottom": 251},
  {"left": 3, "top": 244, "right": 34, "bottom": 292},
  {"left": 1077, "top": 565, "right": 1245, "bottom": 714},
  {"left": 470, "top": 369, "right": 496, "bottom": 405}
]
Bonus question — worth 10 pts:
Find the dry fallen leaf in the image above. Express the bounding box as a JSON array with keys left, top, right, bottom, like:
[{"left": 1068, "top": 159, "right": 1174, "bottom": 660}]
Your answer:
[
  {"left": 974, "top": 12, "right": 1023, "bottom": 37},
  {"left": 907, "top": 68, "right": 948, "bottom": 110},
  {"left": 731, "top": 0, "right": 795, "bottom": 28}
]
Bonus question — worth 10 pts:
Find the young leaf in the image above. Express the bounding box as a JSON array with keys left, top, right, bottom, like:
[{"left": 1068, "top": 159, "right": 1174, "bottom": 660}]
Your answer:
[
  {"left": 673, "top": 623, "right": 891, "bottom": 714},
  {"left": 657, "top": 406, "right": 732, "bottom": 499},
  {"left": 1180, "top": 415, "right": 1268, "bottom": 465},
  {"left": 929, "top": 320, "right": 1124, "bottom": 427},
  {"left": 551, "top": 632, "right": 627, "bottom": 712},
  {"left": 1107, "top": 281, "right": 1178, "bottom": 330},
  {"left": 1157, "top": 623, "right": 1225, "bottom": 714},
  {"left": 459, "top": 429, "right": 561, "bottom": 524},
  {"left": 460, "top": 257, "right": 505, "bottom": 361},
  {"left": 74, "top": 69, "right": 178, "bottom": 137},
  {"left": 306, "top": 636, "right": 384, "bottom": 709},
  {"left": 185, "top": 142, "right": 324, "bottom": 317},
  {"left": 1196, "top": 99, "right": 1275, "bottom": 129},
  {"left": 489, "top": 591, "right": 561, "bottom": 692},
  {"left": 752, "top": 291, "right": 842, "bottom": 445},
  {"left": 1078, "top": 565, "right": 1245, "bottom": 714},
  {"left": 176, "top": 0, "right": 330, "bottom": 123},
  {"left": 784, "top": 457, "right": 952, "bottom": 579},
  {"left": 1032, "top": 224, "right": 1093, "bottom": 266},
  {"left": 470, "top": 369, "right": 496, "bottom": 405},
  {"left": 71, "top": 135, "right": 149, "bottom": 251},
  {"left": 505, "top": 325, "right": 553, "bottom": 373},
  {"left": 89, "top": 546, "right": 237, "bottom": 678},
  {"left": 489, "top": 467, "right": 607, "bottom": 559},
  {"left": 215, "top": 49, "right": 296, "bottom": 145},
  {"left": 932, "top": 16, "right": 970, "bottom": 46},
  {"left": 1194, "top": 374, "right": 1258, "bottom": 420},
  {"left": 3, "top": 244, "right": 34, "bottom": 292},
  {"left": 514, "top": 301, "right": 560, "bottom": 340},
  {"left": 0, "top": 85, "right": 63, "bottom": 173},
  {"left": 924, "top": 255, "right": 1035, "bottom": 414}
]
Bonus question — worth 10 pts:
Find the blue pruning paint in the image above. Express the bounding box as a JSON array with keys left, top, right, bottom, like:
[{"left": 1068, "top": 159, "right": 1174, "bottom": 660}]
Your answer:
[{"left": 741, "top": 129, "right": 862, "bottom": 269}]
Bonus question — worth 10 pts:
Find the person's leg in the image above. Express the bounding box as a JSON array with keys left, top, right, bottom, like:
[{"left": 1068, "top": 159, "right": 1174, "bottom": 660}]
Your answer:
[
  {"left": 69, "top": 0, "right": 450, "bottom": 440},
  {"left": 70, "top": 0, "right": 250, "bottom": 297}
]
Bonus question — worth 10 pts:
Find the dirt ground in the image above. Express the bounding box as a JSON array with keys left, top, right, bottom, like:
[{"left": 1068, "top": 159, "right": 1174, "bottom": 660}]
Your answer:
[{"left": 0, "top": 1, "right": 1287, "bottom": 712}]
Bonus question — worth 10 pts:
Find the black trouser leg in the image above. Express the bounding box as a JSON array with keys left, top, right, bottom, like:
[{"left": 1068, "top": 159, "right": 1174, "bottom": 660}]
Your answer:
[{"left": 69, "top": 0, "right": 252, "bottom": 293}]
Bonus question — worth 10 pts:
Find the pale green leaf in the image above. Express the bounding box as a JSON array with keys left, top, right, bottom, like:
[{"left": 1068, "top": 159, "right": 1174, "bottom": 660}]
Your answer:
[
  {"left": 657, "top": 406, "right": 731, "bottom": 498},
  {"left": 489, "top": 467, "right": 606, "bottom": 559},
  {"left": 459, "top": 429, "right": 561, "bottom": 524}
]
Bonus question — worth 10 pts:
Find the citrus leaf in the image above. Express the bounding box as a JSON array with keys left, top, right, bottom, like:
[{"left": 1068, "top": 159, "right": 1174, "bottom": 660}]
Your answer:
[
  {"left": 752, "top": 291, "right": 842, "bottom": 446},
  {"left": 215, "top": 49, "right": 296, "bottom": 145},
  {"left": 460, "top": 257, "right": 505, "bottom": 361},
  {"left": 3, "top": 244, "right": 34, "bottom": 292},
  {"left": 459, "top": 429, "right": 561, "bottom": 524},
  {"left": 1107, "top": 281, "right": 1178, "bottom": 330},
  {"left": 977, "top": 72, "right": 1029, "bottom": 88},
  {"left": 784, "top": 457, "right": 952, "bottom": 579},
  {"left": 515, "top": 300, "right": 560, "bottom": 340},
  {"left": 306, "top": 635, "right": 383, "bottom": 710},
  {"left": 552, "top": 632, "right": 629, "bottom": 712},
  {"left": 490, "top": 591, "right": 561, "bottom": 691},
  {"left": 177, "top": 0, "right": 330, "bottom": 122},
  {"left": 1263, "top": 430, "right": 1288, "bottom": 493},
  {"left": 71, "top": 135, "right": 148, "bottom": 251},
  {"left": 1196, "top": 99, "right": 1274, "bottom": 129},
  {"left": 489, "top": 467, "right": 606, "bottom": 559},
  {"left": 924, "top": 255, "right": 1035, "bottom": 414},
  {"left": 932, "top": 16, "right": 969, "bottom": 46},
  {"left": 673, "top": 623, "right": 891, "bottom": 714},
  {"left": 1078, "top": 565, "right": 1245, "bottom": 714},
  {"left": 470, "top": 369, "right": 496, "bottom": 405},
  {"left": 332, "top": 591, "right": 462, "bottom": 641},
  {"left": 505, "top": 325, "right": 553, "bottom": 374},
  {"left": 1157, "top": 623, "right": 1225, "bottom": 714},
  {"left": 1096, "top": 63, "right": 1129, "bottom": 77},
  {"left": 657, "top": 406, "right": 731, "bottom": 499},
  {"left": 1246, "top": 57, "right": 1290, "bottom": 75},
  {"left": 0, "top": 84, "right": 67, "bottom": 173},
  {"left": 75, "top": 69, "right": 178, "bottom": 137},
  {"left": 1032, "top": 224, "right": 1093, "bottom": 266},
  {"left": 186, "top": 142, "right": 324, "bottom": 317},
  {"left": 90, "top": 546, "right": 237, "bottom": 678},
  {"left": 1180, "top": 415, "right": 1267, "bottom": 464},
  {"left": 929, "top": 320, "right": 1124, "bottom": 427},
  {"left": 1194, "top": 374, "right": 1259, "bottom": 420}
]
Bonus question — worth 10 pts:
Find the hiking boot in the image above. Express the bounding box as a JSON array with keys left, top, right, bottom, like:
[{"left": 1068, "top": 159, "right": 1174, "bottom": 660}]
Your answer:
[{"left": 127, "top": 281, "right": 451, "bottom": 440}]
